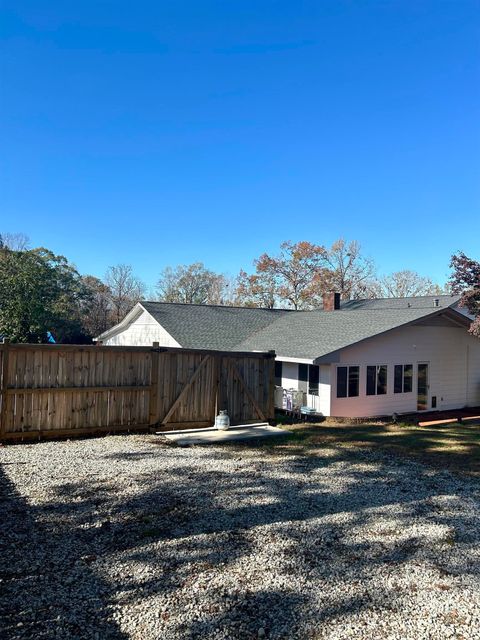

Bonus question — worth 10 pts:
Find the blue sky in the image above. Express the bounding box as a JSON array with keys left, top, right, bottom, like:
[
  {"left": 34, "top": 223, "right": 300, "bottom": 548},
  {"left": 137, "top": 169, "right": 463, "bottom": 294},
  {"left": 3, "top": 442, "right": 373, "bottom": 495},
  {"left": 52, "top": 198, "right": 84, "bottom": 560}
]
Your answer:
[{"left": 1, "top": 1, "right": 479, "bottom": 290}]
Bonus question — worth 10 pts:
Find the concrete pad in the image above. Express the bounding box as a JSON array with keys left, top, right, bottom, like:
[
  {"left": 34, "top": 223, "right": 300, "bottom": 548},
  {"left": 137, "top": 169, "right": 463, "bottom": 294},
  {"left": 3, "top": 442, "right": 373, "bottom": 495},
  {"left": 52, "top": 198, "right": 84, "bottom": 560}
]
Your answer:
[{"left": 159, "top": 422, "right": 291, "bottom": 446}]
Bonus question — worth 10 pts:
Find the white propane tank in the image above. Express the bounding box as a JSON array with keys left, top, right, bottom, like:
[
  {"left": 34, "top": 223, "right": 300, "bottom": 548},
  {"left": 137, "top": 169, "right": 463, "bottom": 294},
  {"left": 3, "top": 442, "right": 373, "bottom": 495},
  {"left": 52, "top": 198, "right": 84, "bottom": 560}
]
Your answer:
[{"left": 215, "top": 410, "right": 230, "bottom": 430}]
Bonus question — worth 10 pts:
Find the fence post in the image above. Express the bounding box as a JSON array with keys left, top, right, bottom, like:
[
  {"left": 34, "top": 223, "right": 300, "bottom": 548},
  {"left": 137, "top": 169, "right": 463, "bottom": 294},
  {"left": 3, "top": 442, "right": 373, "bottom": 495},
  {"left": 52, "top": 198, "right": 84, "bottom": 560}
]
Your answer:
[
  {"left": 0, "top": 339, "right": 10, "bottom": 438},
  {"left": 211, "top": 354, "right": 220, "bottom": 422},
  {"left": 149, "top": 342, "right": 160, "bottom": 428},
  {"left": 267, "top": 351, "right": 276, "bottom": 423}
]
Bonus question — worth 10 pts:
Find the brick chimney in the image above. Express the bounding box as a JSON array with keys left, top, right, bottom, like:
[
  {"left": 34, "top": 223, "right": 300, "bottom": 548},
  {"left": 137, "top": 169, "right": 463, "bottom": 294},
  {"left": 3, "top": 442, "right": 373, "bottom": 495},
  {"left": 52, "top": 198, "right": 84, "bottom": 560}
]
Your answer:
[{"left": 323, "top": 291, "right": 341, "bottom": 311}]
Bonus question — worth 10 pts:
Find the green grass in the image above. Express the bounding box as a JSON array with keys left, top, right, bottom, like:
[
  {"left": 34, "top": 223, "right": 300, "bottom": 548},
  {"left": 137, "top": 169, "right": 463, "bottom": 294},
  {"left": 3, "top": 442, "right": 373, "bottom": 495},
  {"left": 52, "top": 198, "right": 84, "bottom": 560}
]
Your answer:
[{"left": 248, "top": 420, "right": 480, "bottom": 476}]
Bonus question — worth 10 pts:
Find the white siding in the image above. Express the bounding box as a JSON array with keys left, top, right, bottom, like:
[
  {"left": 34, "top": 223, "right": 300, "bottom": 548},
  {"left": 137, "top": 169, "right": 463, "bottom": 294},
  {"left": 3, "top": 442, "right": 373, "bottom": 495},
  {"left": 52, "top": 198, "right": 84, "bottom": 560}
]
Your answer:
[
  {"left": 318, "top": 365, "right": 331, "bottom": 416},
  {"left": 102, "top": 309, "right": 181, "bottom": 347},
  {"left": 329, "top": 325, "right": 480, "bottom": 418},
  {"left": 281, "top": 362, "right": 299, "bottom": 390}
]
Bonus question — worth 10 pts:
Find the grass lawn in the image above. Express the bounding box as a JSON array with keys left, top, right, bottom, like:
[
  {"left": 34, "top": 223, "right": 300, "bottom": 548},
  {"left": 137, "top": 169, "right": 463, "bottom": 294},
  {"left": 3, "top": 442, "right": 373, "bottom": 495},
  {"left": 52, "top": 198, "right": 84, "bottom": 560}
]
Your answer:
[{"left": 255, "top": 420, "right": 480, "bottom": 476}]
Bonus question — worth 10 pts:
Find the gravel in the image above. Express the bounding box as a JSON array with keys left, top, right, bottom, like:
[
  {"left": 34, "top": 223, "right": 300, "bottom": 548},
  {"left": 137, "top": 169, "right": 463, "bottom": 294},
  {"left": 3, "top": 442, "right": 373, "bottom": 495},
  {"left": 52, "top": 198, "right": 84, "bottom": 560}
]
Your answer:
[{"left": 1, "top": 433, "right": 480, "bottom": 639}]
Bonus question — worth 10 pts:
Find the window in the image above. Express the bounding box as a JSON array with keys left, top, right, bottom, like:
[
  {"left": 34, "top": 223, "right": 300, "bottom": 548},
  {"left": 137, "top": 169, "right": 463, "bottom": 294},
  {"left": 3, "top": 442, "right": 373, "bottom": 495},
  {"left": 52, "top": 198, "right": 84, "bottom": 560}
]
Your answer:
[
  {"left": 299, "top": 364, "right": 308, "bottom": 382},
  {"left": 298, "top": 363, "right": 308, "bottom": 392},
  {"left": 337, "top": 366, "right": 359, "bottom": 398},
  {"left": 348, "top": 366, "right": 359, "bottom": 397},
  {"left": 394, "top": 364, "right": 413, "bottom": 394},
  {"left": 274, "top": 361, "right": 283, "bottom": 387},
  {"left": 308, "top": 365, "right": 319, "bottom": 395},
  {"left": 366, "top": 365, "right": 388, "bottom": 395},
  {"left": 337, "top": 367, "right": 347, "bottom": 398},
  {"left": 404, "top": 365, "right": 413, "bottom": 393},
  {"left": 377, "top": 366, "right": 387, "bottom": 395},
  {"left": 366, "top": 366, "right": 376, "bottom": 396}
]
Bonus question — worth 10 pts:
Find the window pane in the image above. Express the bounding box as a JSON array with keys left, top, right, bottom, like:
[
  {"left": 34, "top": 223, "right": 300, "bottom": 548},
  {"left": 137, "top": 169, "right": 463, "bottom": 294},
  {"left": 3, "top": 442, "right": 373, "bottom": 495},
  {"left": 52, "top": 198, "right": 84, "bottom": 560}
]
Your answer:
[
  {"left": 299, "top": 364, "right": 308, "bottom": 382},
  {"left": 275, "top": 361, "right": 283, "bottom": 387},
  {"left": 377, "top": 366, "right": 387, "bottom": 395},
  {"left": 308, "top": 365, "right": 319, "bottom": 395},
  {"left": 366, "top": 366, "right": 376, "bottom": 395},
  {"left": 417, "top": 364, "right": 428, "bottom": 410},
  {"left": 403, "top": 365, "right": 413, "bottom": 392},
  {"left": 298, "top": 363, "right": 308, "bottom": 392},
  {"left": 337, "top": 367, "right": 347, "bottom": 398},
  {"left": 394, "top": 365, "right": 403, "bottom": 394},
  {"left": 348, "top": 366, "right": 359, "bottom": 397}
]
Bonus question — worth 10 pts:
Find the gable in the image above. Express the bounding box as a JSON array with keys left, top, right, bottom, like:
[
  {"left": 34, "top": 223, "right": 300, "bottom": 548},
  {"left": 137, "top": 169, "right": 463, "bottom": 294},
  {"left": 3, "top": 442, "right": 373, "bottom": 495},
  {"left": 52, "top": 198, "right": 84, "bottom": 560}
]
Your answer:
[
  {"left": 331, "top": 322, "right": 480, "bottom": 371},
  {"left": 97, "top": 305, "right": 181, "bottom": 347}
]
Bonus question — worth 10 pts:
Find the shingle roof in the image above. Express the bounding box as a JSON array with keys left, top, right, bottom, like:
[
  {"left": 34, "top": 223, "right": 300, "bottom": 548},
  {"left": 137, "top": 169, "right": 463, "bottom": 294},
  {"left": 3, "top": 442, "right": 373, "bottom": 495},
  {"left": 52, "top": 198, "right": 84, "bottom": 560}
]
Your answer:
[
  {"left": 140, "top": 301, "right": 290, "bottom": 351},
  {"left": 341, "top": 294, "right": 460, "bottom": 311},
  {"left": 136, "top": 295, "right": 469, "bottom": 361},
  {"left": 235, "top": 307, "right": 466, "bottom": 360}
]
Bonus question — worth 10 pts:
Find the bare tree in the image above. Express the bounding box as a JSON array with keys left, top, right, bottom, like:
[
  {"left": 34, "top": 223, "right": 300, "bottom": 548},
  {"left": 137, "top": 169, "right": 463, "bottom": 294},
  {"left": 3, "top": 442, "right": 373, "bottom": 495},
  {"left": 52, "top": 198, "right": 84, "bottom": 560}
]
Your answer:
[
  {"left": 208, "top": 274, "right": 237, "bottom": 306},
  {"left": 80, "top": 275, "right": 112, "bottom": 337},
  {"left": 321, "top": 239, "right": 376, "bottom": 300},
  {"left": 105, "top": 264, "right": 146, "bottom": 323},
  {"left": 156, "top": 263, "right": 229, "bottom": 305},
  {"left": 370, "top": 270, "right": 444, "bottom": 298},
  {"left": 0, "top": 232, "right": 30, "bottom": 251}
]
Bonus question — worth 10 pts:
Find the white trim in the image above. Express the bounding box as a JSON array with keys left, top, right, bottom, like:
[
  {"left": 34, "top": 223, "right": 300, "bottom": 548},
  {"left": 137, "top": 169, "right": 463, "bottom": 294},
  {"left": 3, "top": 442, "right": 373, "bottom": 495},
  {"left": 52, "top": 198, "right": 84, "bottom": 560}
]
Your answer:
[{"left": 276, "top": 355, "right": 315, "bottom": 364}]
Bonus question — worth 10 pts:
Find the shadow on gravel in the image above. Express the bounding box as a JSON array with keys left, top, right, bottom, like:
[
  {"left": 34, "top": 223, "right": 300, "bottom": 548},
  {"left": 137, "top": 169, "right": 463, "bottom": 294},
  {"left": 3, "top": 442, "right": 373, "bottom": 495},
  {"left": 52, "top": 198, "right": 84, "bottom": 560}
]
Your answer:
[
  {"left": 3, "top": 439, "right": 480, "bottom": 639},
  {"left": 0, "top": 466, "right": 127, "bottom": 640},
  {"left": 183, "top": 588, "right": 309, "bottom": 639}
]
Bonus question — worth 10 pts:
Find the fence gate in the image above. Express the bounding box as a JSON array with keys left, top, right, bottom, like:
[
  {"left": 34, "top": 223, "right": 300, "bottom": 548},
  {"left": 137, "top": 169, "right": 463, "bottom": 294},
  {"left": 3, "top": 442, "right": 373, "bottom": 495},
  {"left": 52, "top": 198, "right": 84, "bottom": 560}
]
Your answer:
[{"left": 0, "top": 342, "right": 275, "bottom": 441}]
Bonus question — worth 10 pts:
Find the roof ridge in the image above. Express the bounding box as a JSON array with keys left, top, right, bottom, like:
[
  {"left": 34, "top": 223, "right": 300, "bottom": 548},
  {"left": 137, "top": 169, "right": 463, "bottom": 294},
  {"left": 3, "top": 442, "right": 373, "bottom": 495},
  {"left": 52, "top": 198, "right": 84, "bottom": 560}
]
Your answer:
[
  {"left": 343, "top": 293, "right": 459, "bottom": 303},
  {"left": 140, "top": 300, "right": 293, "bottom": 312},
  {"left": 336, "top": 306, "right": 455, "bottom": 311}
]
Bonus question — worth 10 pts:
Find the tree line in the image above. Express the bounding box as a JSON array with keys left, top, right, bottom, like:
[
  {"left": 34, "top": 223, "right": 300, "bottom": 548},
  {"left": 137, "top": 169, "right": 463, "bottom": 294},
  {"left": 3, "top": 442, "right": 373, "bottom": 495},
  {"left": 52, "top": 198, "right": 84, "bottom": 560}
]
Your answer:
[
  {"left": 0, "top": 232, "right": 478, "bottom": 343},
  {"left": 156, "top": 239, "right": 448, "bottom": 309}
]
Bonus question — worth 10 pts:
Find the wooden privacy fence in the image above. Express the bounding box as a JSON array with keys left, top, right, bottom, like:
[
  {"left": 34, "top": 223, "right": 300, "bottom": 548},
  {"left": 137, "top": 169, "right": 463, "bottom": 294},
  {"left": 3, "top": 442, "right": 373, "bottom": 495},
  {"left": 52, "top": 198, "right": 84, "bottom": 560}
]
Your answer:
[{"left": 0, "top": 342, "right": 275, "bottom": 441}]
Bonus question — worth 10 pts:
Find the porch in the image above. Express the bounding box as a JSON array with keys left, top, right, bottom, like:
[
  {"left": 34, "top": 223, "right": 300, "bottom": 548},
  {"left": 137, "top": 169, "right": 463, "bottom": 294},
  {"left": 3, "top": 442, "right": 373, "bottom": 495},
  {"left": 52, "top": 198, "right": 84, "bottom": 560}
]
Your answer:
[{"left": 274, "top": 387, "right": 326, "bottom": 419}]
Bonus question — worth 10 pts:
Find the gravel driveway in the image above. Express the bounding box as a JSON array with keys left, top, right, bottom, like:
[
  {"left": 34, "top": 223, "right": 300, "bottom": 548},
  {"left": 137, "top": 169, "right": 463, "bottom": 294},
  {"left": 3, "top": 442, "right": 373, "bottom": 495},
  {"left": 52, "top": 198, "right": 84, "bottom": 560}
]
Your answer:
[{"left": 1, "top": 433, "right": 480, "bottom": 640}]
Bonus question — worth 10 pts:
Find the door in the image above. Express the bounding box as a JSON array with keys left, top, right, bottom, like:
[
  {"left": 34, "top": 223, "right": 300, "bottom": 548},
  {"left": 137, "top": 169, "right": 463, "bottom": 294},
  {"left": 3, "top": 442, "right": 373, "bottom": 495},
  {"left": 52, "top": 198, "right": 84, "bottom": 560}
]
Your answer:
[{"left": 417, "top": 363, "right": 429, "bottom": 411}]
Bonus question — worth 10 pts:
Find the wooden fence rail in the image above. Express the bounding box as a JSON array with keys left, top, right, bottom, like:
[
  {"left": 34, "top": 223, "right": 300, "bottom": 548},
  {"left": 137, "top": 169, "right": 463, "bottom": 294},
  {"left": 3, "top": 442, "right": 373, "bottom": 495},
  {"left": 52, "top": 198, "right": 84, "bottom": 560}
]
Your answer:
[{"left": 0, "top": 342, "right": 275, "bottom": 441}]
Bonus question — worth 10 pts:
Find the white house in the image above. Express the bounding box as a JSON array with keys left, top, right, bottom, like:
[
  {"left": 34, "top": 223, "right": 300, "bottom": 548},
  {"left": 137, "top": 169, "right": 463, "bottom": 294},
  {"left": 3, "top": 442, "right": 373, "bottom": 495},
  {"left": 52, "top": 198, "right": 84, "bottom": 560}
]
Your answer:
[{"left": 95, "top": 294, "right": 480, "bottom": 418}]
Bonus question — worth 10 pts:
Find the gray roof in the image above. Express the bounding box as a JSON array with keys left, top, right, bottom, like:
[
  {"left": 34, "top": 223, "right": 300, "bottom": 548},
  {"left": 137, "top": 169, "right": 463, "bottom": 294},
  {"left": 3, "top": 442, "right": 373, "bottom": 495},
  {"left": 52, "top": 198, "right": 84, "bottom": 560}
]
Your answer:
[
  {"left": 236, "top": 306, "right": 467, "bottom": 360},
  {"left": 136, "top": 295, "right": 470, "bottom": 361},
  {"left": 141, "top": 301, "right": 290, "bottom": 351},
  {"left": 341, "top": 294, "right": 460, "bottom": 311}
]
